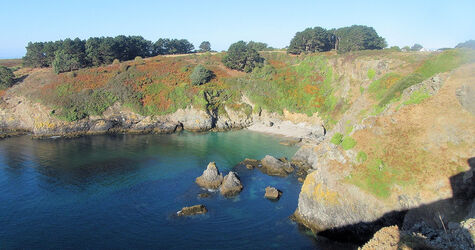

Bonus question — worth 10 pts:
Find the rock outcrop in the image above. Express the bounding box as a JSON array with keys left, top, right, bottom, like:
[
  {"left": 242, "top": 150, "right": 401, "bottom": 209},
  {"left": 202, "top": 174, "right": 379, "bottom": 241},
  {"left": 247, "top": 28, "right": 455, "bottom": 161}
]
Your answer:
[
  {"left": 259, "top": 155, "right": 294, "bottom": 177},
  {"left": 177, "top": 205, "right": 208, "bottom": 216},
  {"left": 219, "top": 172, "right": 243, "bottom": 197},
  {"left": 264, "top": 186, "right": 282, "bottom": 200},
  {"left": 195, "top": 162, "right": 223, "bottom": 189},
  {"left": 360, "top": 225, "right": 400, "bottom": 250}
]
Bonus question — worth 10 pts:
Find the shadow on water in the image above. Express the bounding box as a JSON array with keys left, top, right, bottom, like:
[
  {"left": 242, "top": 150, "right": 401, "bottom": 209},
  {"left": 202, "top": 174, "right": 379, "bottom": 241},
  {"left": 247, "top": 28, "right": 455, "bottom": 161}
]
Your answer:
[{"left": 316, "top": 157, "right": 475, "bottom": 247}]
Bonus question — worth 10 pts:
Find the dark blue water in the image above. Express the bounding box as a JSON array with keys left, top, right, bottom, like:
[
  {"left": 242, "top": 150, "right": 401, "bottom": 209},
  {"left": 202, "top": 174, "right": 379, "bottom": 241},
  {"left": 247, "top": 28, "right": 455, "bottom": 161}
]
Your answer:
[{"left": 0, "top": 131, "right": 349, "bottom": 249}]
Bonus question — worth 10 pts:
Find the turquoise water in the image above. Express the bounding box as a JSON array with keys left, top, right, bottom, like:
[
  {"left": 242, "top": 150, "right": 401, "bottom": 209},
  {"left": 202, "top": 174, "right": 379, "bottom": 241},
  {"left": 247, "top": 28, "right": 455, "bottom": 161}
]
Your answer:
[{"left": 0, "top": 131, "right": 349, "bottom": 249}]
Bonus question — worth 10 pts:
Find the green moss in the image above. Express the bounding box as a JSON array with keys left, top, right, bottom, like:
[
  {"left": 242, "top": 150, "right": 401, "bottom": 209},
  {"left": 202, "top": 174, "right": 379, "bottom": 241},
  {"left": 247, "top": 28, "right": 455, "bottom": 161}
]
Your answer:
[
  {"left": 367, "top": 68, "right": 376, "bottom": 80},
  {"left": 341, "top": 136, "right": 356, "bottom": 150},
  {"left": 330, "top": 132, "right": 343, "bottom": 145}
]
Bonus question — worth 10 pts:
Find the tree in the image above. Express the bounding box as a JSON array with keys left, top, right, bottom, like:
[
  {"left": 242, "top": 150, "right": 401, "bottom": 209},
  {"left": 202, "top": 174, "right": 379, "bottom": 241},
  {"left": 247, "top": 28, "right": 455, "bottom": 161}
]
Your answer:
[
  {"left": 333, "top": 25, "right": 386, "bottom": 52},
  {"left": 190, "top": 65, "right": 214, "bottom": 85},
  {"left": 455, "top": 40, "right": 475, "bottom": 49},
  {"left": 199, "top": 41, "right": 211, "bottom": 52},
  {"left": 222, "top": 41, "right": 264, "bottom": 72},
  {"left": 410, "top": 43, "right": 423, "bottom": 51},
  {"left": 247, "top": 41, "right": 270, "bottom": 51},
  {"left": 23, "top": 42, "right": 47, "bottom": 67},
  {"left": 153, "top": 38, "right": 194, "bottom": 55},
  {"left": 0, "top": 66, "right": 15, "bottom": 89},
  {"left": 288, "top": 27, "right": 333, "bottom": 54},
  {"left": 53, "top": 49, "right": 82, "bottom": 74}
]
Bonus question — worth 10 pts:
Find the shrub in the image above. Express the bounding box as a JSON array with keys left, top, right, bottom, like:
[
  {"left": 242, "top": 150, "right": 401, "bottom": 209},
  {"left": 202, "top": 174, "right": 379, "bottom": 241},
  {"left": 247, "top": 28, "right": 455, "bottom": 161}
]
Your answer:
[
  {"left": 341, "top": 136, "right": 356, "bottom": 150},
  {"left": 222, "top": 41, "right": 264, "bottom": 72},
  {"left": 190, "top": 65, "right": 214, "bottom": 85},
  {"left": 134, "top": 56, "right": 144, "bottom": 64},
  {"left": 0, "top": 66, "right": 15, "bottom": 89},
  {"left": 112, "top": 59, "right": 120, "bottom": 65},
  {"left": 330, "top": 132, "right": 343, "bottom": 145}
]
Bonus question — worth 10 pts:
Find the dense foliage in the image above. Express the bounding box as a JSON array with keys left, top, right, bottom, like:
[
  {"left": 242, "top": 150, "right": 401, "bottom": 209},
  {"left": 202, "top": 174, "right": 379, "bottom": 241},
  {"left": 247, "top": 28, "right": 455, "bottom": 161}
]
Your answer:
[
  {"left": 288, "top": 25, "right": 386, "bottom": 54},
  {"left": 332, "top": 25, "right": 387, "bottom": 53},
  {"left": 222, "top": 41, "right": 264, "bottom": 72},
  {"left": 0, "top": 66, "right": 15, "bottom": 89},
  {"left": 190, "top": 65, "right": 214, "bottom": 85},
  {"left": 199, "top": 41, "right": 211, "bottom": 52},
  {"left": 288, "top": 27, "right": 333, "bottom": 54},
  {"left": 153, "top": 38, "right": 194, "bottom": 55},
  {"left": 247, "top": 41, "right": 273, "bottom": 51},
  {"left": 455, "top": 40, "right": 475, "bottom": 49},
  {"left": 23, "top": 36, "right": 195, "bottom": 73}
]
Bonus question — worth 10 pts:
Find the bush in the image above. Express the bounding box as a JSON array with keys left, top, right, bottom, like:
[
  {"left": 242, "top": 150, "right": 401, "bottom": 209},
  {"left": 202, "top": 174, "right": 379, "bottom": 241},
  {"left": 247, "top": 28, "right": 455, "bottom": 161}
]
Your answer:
[
  {"left": 222, "top": 41, "right": 264, "bottom": 72},
  {"left": 0, "top": 66, "right": 15, "bottom": 89},
  {"left": 190, "top": 65, "right": 214, "bottom": 85},
  {"left": 134, "top": 56, "right": 144, "bottom": 64},
  {"left": 112, "top": 59, "right": 120, "bottom": 65},
  {"left": 341, "top": 136, "right": 357, "bottom": 150},
  {"left": 330, "top": 132, "right": 343, "bottom": 145}
]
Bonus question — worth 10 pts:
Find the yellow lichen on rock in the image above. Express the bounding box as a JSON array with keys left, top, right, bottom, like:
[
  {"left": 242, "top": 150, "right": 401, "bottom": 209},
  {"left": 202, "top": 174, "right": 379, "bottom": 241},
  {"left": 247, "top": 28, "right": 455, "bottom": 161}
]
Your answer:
[{"left": 301, "top": 171, "right": 340, "bottom": 205}]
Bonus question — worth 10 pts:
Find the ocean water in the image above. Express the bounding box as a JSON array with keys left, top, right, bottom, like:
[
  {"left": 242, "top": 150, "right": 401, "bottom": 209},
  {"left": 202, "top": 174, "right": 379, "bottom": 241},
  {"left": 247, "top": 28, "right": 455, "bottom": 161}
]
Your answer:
[{"left": 0, "top": 130, "right": 350, "bottom": 249}]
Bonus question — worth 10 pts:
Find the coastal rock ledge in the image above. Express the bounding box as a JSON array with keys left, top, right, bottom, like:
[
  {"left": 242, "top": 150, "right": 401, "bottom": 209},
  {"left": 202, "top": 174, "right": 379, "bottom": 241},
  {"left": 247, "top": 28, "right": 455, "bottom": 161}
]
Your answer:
[{"left": 177, "top": 205, "right": 208, "bottom": 216}]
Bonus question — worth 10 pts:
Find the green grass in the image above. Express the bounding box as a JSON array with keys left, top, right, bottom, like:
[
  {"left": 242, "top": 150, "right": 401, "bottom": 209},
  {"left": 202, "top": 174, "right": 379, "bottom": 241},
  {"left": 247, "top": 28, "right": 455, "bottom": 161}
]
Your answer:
[
  {"left": 330, "top": 132, "right": 343, "bottom": 145},
  {"left": 367, "top": 68, "right": 376, "bottom": 80},
  {"left": 341, "top": 136, "right": 356, "bottom": 150},
  {"left": 347, "top": 158, "right": 396, "bottom": 198},
  {"left": 356, "top": 151, "right": 367, "bottom": 163},
  {"left": 403, "top": 90, "right": 431, "bottom": 105}
]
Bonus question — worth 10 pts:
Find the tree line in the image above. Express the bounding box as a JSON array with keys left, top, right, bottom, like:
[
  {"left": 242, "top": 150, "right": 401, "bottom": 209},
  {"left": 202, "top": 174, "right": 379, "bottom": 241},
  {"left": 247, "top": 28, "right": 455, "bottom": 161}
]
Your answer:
[
  {"left": 23, "top": 36, "right": 202, "bottom": 73},
  {"left": 288, "top": 25, "right": 387, "bottom": 54}
]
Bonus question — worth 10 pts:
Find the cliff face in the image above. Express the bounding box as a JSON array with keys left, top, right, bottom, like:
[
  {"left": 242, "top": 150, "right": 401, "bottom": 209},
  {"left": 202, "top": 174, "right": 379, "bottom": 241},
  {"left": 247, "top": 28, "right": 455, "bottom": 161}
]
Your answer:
[{"left": 292, "top": 62, "right": 475, "bottom": 241}]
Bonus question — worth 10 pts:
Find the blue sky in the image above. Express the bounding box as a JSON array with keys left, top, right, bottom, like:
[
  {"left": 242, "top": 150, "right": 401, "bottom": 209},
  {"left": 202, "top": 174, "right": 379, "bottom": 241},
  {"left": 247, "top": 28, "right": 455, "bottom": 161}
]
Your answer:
[{"left": 1, "top": 0, "right": 474, "bottom": 58}]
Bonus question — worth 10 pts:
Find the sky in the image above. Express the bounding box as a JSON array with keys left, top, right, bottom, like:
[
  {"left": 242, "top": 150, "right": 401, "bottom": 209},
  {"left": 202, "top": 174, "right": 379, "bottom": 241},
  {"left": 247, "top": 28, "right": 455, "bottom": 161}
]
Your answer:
[{"left": 1, "top": 0, "right": 474, "bottom": 58}]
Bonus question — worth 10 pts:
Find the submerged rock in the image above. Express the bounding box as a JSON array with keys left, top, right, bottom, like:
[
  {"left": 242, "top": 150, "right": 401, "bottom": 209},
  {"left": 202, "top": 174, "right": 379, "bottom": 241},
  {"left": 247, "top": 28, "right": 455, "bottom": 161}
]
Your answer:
[
  {"left": 220, "top": 172, "right": 243, "bottom": 197},
  {"left": 260, "top": 155, "right": 294, "bottom": 176},
  {"left": 177, "top": 205, "right": 208, "bottom": 216},
  {"left": 241, "top": 158, "right": 259, "bottom": 170},
  {"left": 265, "top": 186, "right": 282, "bottom": 200},
  {"left": 195, "top": 162, "right": 223, "bottom": 189},
  {"left": 198, "top": 193, "right": 211, "bottom": 198}
]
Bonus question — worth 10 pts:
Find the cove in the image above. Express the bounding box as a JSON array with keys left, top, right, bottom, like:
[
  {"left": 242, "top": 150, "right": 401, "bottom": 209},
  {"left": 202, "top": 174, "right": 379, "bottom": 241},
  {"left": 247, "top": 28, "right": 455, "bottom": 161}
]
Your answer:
[{"left": 0, "top": 131, "right": 350, "bottom": 249}]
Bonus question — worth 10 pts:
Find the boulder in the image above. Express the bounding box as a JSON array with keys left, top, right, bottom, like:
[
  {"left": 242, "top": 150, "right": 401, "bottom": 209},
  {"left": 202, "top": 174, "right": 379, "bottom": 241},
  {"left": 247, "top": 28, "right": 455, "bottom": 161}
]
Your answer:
[
  {"left": 220, "top": 172, "right": 243, "bottom": 197},
  {"left": 177, "top": 205, "right": 208, "bottom": 216},
  {"left": 195, "top": 162, "right": 223, "bottom": 189},
  {"left": 265, "top": 186, "right": 282, "bottom": 200},
  {"left": 260, "top": 155, "right": 294, "bottom": 176}
]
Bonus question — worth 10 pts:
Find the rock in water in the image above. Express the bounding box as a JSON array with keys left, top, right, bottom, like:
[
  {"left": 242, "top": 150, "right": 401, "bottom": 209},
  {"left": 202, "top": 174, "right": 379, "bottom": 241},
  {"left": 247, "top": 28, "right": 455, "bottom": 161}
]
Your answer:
[
  {"left": 177, "top": 205, "right": 208, "bottom": 216},
  {"left": 220, "top": 172, "right": 243, "bottom": 197},
  {"left": 195, "top": 162, "right": 223, "bottom": 189},
  {"left": 260, "top": 155, "right": 294, "bottom": 176},
  {"left": 265, "top": 186, "right": 282, "bottom": 200}
]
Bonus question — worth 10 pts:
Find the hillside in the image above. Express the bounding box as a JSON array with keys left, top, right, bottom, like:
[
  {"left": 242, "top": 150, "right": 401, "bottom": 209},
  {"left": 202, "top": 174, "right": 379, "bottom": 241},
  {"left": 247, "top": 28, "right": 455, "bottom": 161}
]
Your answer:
[{"left": 1, "top": 49, "right": 474, "bottom": 247}]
